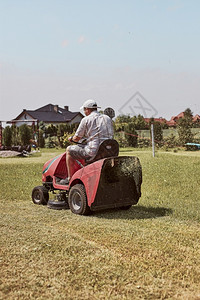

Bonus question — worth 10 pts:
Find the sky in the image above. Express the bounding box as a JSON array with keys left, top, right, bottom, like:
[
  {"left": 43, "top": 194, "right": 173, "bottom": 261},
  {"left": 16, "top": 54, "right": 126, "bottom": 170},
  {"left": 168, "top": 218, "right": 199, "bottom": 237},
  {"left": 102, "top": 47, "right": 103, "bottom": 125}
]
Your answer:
[{"left": 0, "top": 0, "right": 200, "bottom": 123}]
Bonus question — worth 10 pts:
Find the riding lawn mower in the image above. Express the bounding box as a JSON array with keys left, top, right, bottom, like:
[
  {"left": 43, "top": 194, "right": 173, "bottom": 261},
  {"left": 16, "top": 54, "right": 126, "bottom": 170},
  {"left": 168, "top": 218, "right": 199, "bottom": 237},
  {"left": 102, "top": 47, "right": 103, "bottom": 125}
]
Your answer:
[{"left": 32, "top": 109, "right": 142, "bottom": 215}]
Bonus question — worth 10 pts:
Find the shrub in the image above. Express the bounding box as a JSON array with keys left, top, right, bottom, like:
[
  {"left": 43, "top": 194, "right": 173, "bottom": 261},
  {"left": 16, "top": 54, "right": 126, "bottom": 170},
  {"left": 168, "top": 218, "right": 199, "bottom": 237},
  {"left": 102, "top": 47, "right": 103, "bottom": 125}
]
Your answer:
[
  {"left": 177, "top": 118, "right": 194, "bottom": 146},
  {"left": 45, "top": 135, "right": 58, "bottom": 148},
  {"left": 137, "top": 138, "right": 151, "bottom": 148},
  {"left": 3, "top": 126, "right": 12, "bottom": 147},
  {"left": 124, "top": 123, "right": 138, "bottom": 147},
  {"left": 38, "top": 130, "right": 45, "bottom": 148},
  {"left": 61, "top": 133, "right": 75, "bottom": 148},
  {"left": 164, "top": 133, "right": 179, "bottom": 149},
  {"left": 11, "top": 125, "right": 20, "bottom": 145},
  {"left": 114, "top": 132, "right": 129, "bottom": 148},
  {"left": 19, "top": 124, "right": 32, "bottom": 146},
  {"left": 150, "top": 121, "right": 163, "bottom": 146}
]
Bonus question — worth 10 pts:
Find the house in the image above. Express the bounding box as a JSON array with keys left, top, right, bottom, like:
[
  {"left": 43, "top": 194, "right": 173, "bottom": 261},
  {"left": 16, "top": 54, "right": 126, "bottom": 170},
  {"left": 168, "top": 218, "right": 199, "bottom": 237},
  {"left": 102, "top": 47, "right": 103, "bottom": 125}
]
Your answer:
[
  {"left": 9, "top": 104, "right": 83, "bottom": 127},
  {"left": 193, "top": 114, "right": 200, "bottom": 123},
  {"left": 166, "top": 112, "right": 200, "bottom": 127},
  {"left": 166, "top": 112, "right": 185, "bottom": 127},
  {"left": 144, "top": 117, "right": 167, "bottom": 125},
  {"left": 144, "top": 112, "right": 200, "bottom": 127}
]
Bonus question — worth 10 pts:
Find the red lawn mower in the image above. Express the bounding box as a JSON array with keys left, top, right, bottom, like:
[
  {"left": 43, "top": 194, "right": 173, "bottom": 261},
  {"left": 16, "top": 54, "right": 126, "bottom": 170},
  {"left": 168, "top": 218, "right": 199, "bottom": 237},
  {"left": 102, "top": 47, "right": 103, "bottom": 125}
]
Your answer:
[
  {"left": 32, "top": 138, "right": 142, "bottom": 215},
  {"left": 32, "top": 108, "right": 142, "bottom": 215}
]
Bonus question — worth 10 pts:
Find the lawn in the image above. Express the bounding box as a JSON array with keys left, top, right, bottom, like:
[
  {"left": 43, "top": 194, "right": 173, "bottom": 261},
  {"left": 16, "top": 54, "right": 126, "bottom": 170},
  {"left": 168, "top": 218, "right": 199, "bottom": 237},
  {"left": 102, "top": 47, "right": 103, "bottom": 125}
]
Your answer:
[{"left": 0, "top": 148, "right": 200, "bottom": 299}]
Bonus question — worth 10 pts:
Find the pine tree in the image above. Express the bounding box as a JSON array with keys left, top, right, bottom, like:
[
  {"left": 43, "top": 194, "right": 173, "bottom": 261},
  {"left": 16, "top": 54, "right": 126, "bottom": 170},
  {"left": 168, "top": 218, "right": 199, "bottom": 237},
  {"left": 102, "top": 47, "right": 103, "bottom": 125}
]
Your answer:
[
  {"left": 3, "top": 126, "right": 12, "bottom": 147},
  {"left": 19, "top": 124, "right": 32, "bottom": 146}
]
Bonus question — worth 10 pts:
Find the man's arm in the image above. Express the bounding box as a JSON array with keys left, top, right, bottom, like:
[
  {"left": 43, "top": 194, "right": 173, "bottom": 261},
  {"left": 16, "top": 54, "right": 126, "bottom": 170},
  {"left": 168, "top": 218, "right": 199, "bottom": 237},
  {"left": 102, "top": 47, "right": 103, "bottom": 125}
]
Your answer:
[{"left": 68, "top": 118, "right": 86, "bottom": 143}]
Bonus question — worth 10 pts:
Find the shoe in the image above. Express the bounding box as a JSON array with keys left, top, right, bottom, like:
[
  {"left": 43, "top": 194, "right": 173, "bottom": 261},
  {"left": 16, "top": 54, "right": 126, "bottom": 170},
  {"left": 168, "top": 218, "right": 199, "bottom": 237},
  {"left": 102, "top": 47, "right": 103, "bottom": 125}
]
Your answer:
[{"left": 59, "top": 177, "right": 70, "bottom": 185}]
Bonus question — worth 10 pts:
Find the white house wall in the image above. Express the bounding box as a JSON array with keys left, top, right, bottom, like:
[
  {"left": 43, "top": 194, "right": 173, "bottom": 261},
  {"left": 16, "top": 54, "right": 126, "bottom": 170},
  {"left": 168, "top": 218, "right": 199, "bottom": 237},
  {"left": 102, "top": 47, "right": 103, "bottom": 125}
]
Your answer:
[
  {"left": 68, "top": 114, "right": 82, "bottom": 125},
  {"left": 15, "top": 115, "right": 36, "bottom": 127}
]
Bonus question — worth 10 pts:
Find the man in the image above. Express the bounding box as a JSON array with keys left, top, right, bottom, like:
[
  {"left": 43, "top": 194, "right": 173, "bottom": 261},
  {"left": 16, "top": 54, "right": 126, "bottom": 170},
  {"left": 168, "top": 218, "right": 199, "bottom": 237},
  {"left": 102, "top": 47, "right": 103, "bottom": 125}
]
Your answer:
[{"left": 60, "top": 99, "right": 114, "bottom": 185}]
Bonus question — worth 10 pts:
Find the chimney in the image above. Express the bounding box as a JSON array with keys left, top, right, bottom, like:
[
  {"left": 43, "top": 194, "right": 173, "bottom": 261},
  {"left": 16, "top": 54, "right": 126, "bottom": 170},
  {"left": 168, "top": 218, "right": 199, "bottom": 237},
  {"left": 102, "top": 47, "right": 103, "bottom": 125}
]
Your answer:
[
  {"left": 54, "top": 105, "right": 58, "bottom": 113},
  {"left": 64, "top": 106, "right": 69, "bottom": 111}
]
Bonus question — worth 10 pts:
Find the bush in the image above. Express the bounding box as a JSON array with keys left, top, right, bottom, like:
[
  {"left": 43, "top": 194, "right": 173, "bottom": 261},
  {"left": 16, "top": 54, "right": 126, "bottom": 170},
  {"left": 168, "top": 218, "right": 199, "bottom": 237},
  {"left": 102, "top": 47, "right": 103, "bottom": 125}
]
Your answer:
[
  {"left": 177, "top": 118, "right": 194, "bottom": 146},
  {"left": 164, "top": 133, "right": 179, "bottom": 149},
  {"left": 11, "top": 125, "right": 20, "bottom": 145},
  {"left": 124, "top": 123, "right": 138, "bottom": 147},
  {"left": 38, "top": 130, "right": 45, "bottom": 148},
  {"left": 114, "top": 132, "right": 129, "bottom": 148},
  {"left": 45, "top": 135, "right": 58, "bottom": 148},
  {"left": 150, "top": 122, "right": 163, "bottom": 146},
  {"left": 19, "top": 124, "right": 32, "bottom": 146},
  {"left": 61, "top": 133, "right": 75, "bottom": 148},
  {"left": 137, "top": 138, "right": 151, "bottom": 148},
  {"left": 3, "top": 126, "right": 12, "bottom": 147}
]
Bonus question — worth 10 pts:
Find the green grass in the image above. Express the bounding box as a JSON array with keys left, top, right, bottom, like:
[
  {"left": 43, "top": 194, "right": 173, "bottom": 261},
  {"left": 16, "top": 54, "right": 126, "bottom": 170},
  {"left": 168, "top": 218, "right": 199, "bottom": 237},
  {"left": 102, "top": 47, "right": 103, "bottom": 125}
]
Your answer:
[{"left": 0, "top": 149, "right": 200, "bottom": 299}]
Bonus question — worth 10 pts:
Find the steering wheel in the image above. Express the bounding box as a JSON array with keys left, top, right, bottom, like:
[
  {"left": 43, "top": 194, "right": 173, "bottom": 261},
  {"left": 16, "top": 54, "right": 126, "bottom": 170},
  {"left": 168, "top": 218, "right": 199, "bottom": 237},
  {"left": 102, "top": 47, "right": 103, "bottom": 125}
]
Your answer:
[{"left": 69, "top": 136, "right": 87, "bottom": 145}]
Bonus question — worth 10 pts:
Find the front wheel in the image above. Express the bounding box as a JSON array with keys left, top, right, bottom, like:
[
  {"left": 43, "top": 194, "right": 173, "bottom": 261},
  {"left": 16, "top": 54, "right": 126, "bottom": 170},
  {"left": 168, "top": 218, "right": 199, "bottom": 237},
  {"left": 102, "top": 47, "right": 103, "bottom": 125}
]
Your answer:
[
  {"left": 69, "top": 184, "right": 90, "bottom": 215},
  {"left": 32, "top": 186, "right": 49, "bottom": 205}
]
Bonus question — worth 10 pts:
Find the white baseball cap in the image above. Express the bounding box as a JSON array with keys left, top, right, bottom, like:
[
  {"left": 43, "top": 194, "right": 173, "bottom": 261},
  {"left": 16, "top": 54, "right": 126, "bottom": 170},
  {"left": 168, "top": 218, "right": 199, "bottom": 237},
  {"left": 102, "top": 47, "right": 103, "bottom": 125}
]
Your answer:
[{"left": 80, "top": 99, "right": 101, "bottom": 110}]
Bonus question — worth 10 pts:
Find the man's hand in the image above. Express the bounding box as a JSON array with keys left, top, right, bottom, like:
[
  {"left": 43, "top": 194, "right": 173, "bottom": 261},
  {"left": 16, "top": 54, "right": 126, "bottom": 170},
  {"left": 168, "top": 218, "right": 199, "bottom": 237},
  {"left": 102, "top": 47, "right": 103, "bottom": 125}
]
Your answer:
[
  {"left": 68, "top": 136, "right": 73, "bottom": 142},
  {"left": 68, "top": 136, "right": 81, "bottom": 143}
]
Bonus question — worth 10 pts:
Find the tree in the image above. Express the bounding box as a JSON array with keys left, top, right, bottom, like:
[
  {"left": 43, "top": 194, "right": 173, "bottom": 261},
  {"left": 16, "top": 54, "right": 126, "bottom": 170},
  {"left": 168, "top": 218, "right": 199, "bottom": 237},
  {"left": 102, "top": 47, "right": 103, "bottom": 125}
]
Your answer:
[
  {"left": 115, "top": 115, "right": 132, "bottom": 124},
  {"left": 38, "top": 130, "right": 45, "bottom": 148},
  {"left": 46, "top": 124, "right": 57, "bottom": 137},
  {"left": 3, "top": 126, "right": 12, "bottom": 147},
  {"left": 19, "top": 124, "right": 32, "bottom": 146},
  {"left": 149, "top": 121, "right": 163, "bottom": 146},
  {"left": 153, "top": 122, "right": 163, "bottom": 144},
  {"left": 134, "top": 114, "right": 147, "bottom": 130},
  {"left": 164, "top": 133, "right": 178, "bottom": 148},
  {"left": 115, "top": 114, "right": 147, "bottom": 132},
  {"left": 184, "top": 108, "right": 193, "bottom": 122},
  {"left": 124, "top": 122, "right": 138, "bottom": 147},
  {"left": 45, "top": 134, "right": 56, "bottom": 148},
  {"left": 37, "top": 121, "right": 46, "bottom": 148},
  {"left": 11, "top": 125, "right": 20, "bottom": 145},
  {"left": 193, "top": 118, "right": 200, "bottom": 128},
  {"left": 177, "top": 118, "right": 193, "bottom": 146},
  {"left": 177, "top": 108, "right": 194, "bottom": 146}
]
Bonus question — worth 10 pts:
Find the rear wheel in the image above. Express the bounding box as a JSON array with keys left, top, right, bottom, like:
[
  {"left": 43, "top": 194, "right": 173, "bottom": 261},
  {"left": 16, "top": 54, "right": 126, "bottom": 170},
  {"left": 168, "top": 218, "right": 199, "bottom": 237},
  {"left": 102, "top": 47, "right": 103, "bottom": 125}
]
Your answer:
[
  {"left": 32, "top": 186, "right": 49, "bottom": 205},
  {"left": 69, "top": 184, "right": 90, "bottom": 215}
]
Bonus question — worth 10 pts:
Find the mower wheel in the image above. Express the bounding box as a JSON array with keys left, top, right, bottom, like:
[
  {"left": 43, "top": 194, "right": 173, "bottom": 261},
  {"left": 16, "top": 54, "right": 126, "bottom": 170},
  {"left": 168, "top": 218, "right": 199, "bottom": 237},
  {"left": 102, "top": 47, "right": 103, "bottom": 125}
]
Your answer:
[
  {"left": 69, "top": 184, "right": 91, "bottom": 215},
  {"left": 32, "top": 186, "right": 49, "bottom": 205},
  {"left": 120, "top": 205, "right": 132, "bottom": 210}
]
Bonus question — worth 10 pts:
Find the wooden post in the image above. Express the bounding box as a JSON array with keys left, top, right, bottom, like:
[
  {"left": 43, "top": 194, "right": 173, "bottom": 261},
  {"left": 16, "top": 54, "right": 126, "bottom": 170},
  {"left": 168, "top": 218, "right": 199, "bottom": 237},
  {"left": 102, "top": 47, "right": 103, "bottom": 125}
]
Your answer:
[{"left": 151, "top": 123, "right": 155, "bottom": 157}]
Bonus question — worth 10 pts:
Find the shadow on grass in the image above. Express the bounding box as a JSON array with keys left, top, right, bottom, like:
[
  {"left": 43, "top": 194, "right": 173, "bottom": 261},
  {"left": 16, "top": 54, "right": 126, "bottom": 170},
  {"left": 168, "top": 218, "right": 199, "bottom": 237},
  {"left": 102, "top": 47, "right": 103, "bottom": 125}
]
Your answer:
[{"left": 93, "top": 205, "right": 173, "bottom": 220}]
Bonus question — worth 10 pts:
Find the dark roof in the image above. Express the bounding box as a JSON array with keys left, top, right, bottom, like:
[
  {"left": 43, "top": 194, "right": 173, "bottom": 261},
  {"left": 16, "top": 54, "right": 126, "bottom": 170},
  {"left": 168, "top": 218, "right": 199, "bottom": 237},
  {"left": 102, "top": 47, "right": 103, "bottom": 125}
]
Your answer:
[{"left": 13, "top": 104, "right": 83, "bottom": 123}]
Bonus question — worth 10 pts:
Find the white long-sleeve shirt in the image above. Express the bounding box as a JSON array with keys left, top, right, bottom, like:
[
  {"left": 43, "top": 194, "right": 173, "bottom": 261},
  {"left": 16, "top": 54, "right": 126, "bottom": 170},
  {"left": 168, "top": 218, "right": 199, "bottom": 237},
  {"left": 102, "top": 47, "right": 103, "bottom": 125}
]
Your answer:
[{"left": 74, "top": 111, "right": 114, "bottom": 157}]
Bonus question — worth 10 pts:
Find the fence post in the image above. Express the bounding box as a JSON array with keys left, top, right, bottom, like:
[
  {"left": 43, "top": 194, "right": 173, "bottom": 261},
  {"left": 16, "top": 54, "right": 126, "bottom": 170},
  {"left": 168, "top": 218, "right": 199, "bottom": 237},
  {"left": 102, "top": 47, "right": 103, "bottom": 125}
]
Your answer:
[{"left": 151, "top": 123, "right": 155, "bottom": 157}]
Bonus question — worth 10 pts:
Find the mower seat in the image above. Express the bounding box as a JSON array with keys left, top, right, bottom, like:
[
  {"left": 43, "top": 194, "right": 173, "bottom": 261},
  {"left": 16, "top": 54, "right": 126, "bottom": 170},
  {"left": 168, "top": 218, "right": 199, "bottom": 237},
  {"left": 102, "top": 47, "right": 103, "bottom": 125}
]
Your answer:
[{"left": 85, "top": 139, "right": 119, "bottom": 164}]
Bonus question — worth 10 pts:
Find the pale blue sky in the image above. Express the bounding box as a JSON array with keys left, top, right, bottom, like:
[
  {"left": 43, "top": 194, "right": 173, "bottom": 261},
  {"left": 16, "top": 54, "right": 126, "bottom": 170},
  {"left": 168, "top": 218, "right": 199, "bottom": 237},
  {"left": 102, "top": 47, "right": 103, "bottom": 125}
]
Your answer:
[{"left": 1, "top": 0, "right": 200, "bottom": 122}]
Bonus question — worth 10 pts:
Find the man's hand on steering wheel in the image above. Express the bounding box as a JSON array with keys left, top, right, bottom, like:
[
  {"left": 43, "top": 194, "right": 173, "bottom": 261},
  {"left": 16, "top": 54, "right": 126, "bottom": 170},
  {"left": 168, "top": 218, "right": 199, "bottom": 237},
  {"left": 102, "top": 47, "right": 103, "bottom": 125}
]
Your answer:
[
  {"left": 68, "top": 136, "right": 82, "bottom": 143},
  {"left": 68, "top": 136, "right": 74, "bottom": 142}
]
